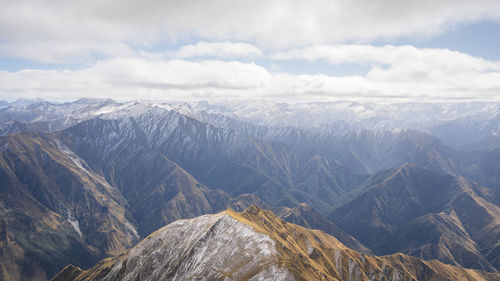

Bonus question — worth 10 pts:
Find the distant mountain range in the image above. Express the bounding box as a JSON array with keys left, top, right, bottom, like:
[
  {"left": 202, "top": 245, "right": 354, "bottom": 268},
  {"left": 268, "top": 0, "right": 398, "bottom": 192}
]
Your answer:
[
  {"left": 0, "top": 98, "right": 498, "bottom": 280},
  {"left": 1, "top": 98, "right": 498, "bottom": 147}
]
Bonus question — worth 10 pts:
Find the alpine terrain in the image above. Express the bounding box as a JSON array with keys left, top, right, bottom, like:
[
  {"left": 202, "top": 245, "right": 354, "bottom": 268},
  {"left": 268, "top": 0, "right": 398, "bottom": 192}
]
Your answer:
[
  {"left": 52, "top": 207, "right": 500, "bottom": 281},
  {"left": 0, "top": 99, "right": 498, "bottom": 281}
]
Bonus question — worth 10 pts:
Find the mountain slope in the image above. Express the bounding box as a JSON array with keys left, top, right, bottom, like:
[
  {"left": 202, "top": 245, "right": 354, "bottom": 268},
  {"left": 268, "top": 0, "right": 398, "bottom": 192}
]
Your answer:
[
  {"left": 275, "top": 203, "right": 372, "bottom": 255},
  {"left": 465, "top": 148, "right": 500, "bottom": 190},
  {"left": 52, "top": 207, "right": 500, "bottom": 281},
  {"left": 2, "top": 98, "right": 496, "bottom": 189},
  {"left": 461, "top": 134, "right": 500, "bottom": 152},
  {"left": 58, "top": 113, "right": 358, "bottom": 212},
  {"left": 0, "top": 129, "right": 236, "bottom": 280},
  {"left": 0, "top": 133, "right": 139, "bottom": 281},
  {"left": 328, "top": 163, "right": 500, "bottom": 272},
  {"left": 55, "top": 116, "right": 253, "bottom": 236}
]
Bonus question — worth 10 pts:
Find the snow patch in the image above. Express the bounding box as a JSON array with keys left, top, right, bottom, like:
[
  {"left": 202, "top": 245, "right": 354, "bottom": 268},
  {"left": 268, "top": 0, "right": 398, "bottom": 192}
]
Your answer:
[
  {"left": 66, "top": 210, "right": 83, "bottom": 238},
  {"left": 125, "top": 221, "right": 140, "bottom": 239},
  {"left": 55, "top": 139, "right": 113, "bottom": 188},
  {"left": 55, "top": 139, "right": 90, "bottom": 173}
]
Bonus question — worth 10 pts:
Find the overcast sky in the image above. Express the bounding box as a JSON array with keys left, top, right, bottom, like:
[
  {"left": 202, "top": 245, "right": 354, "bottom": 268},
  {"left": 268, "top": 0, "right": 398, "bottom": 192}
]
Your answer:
[{"left": 1, "top": 0, "right": 500, "bottom": 102}]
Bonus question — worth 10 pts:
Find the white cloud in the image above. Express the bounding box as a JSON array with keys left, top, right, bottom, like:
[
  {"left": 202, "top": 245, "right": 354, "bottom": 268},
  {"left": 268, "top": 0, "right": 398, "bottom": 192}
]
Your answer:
[
  {"left": 170, "top": 41, "right": 262, "bottom": 59},
  {"left": 0, "top": 58, "right": 273, "bottom": 101},
  {"left": 273, "top": 44, "right": 500, "bottom": 71},
  {"left": 1, "top": 0, "right": 500, "bottom": 62},
  {"left": 2, "top": 1, "right": 499, "bottom": 102},
  {"left": 2, "top": 46, "right": 500, "bottom": 102},
  {"left": 271, "top": 44, "right": 500, "bottom": 100}
]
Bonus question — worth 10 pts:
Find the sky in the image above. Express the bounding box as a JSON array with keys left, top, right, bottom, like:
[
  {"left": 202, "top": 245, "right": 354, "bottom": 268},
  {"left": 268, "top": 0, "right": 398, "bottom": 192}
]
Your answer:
[{"left": 1, "top": 0, "right": 500, "bottom": 103}]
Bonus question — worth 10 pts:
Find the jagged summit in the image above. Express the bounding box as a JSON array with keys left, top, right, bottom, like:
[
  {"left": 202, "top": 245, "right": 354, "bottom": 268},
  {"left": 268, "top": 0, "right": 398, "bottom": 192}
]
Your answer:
[{"left": 52, "top": 207, "right": 500, "bottom": 281}]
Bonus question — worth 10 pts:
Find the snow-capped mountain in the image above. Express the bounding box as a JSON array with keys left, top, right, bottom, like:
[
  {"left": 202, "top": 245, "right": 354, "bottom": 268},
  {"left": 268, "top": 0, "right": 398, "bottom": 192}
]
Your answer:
[
  {"left": 183, "top": 100, "right": 500, "bottom": 146},
  {"left": 0, "top": 98, "right": 498, "bottom": 147}
]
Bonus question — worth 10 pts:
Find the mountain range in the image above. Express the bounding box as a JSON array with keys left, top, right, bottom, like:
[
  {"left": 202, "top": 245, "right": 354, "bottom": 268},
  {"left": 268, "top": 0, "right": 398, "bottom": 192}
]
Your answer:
[{"left": 0, "top": 98, "right": 498, "bottom": 280}]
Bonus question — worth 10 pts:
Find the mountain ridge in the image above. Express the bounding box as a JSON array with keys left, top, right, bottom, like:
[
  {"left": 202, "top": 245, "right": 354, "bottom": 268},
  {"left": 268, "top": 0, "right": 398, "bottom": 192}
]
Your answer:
[
  {"left": 328, "top": 163, "right": 500, "bottom": 272},
  {"left": 52, "top": 207, "right": 500, "bottom": 281}
]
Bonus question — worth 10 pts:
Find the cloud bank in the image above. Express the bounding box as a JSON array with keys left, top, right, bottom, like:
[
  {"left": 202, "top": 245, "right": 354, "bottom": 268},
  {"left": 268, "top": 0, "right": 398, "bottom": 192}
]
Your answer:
[
  {"left": 1, "top": 44, "right": 499, "bottom": 102},
  {"left": 1, "top": 1, "right": 500, "bottom": 102},
  {"left": 2, "top": 0, "right": 500, "bottom": 62}
]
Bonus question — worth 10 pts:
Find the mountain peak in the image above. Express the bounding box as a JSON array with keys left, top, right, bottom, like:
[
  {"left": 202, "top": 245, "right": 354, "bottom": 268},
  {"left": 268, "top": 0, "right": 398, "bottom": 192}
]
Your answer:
[
  {"left": 400, "top": 161, "right": 417, "bottom": 169},
  {"left": 54, "top": 210, "right": 295, "bottom": 281},
  {"left": 239, "top": 204, "right": 263, "bottom": 215},
  {"left": 394, "top": 161, "right": 418, "bottom": 175},
  {"left": 54, "top": 208, "right": 500, "bottom": 281}
]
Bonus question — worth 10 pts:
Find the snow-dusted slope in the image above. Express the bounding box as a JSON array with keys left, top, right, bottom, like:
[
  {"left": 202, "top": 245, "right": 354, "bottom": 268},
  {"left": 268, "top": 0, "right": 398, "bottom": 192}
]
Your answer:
[
  {"left": 187, "top": 100, "right": 498, "bottom": 129},
  {"left": 1, "top": 99, "right": 498, "bottom": 146},
  {"left": 0, "top": 99, "right": 152, "bottom": 134},
  {"left": 185, "top": 100, "right": 500, "bottom": 146},
  {"left": 54, "top": 211, "right": 294, "bottom": 281},
  {"left": 53, "top": 207, "right": 500, "bottom": 281},
  {"left": 104, "top": 213, "right": 293, "bottom": 281}
]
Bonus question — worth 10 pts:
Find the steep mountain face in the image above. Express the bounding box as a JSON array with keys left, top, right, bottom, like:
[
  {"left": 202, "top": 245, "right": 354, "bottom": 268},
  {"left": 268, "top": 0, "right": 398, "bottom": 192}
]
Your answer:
[
  {"left": 57, "top": 112, "right": 361, "bottom": 213},
  {"left": 272, "top": 129, "right": 465, "bottom": 176},
  {"left": 334, "top": 130, "right": 464, "bottom": 175},
  {"left": 1, "top": 99, "right": 497, "bottom": 189},
  {"left": 0, "top": 133, "right": 139, "bottom": 281},
  {"left": 165, "top": 108, "right": 492, "bottom": 188},
  {"left": 60, "top": 112, "right": 265, "bottom": 188},
  {"left": 227, "top": 196, "right": 371, "bottom": 254},
  {"left": 57, "top": 116, "right": 232, "bottom": 236},
  {"left": 169, "top": 106, "right": 500, "bottom": 190},
  {"left": 469, "top": 148, "right": 500, "bottom": 190},
  {"left": 172, "top": 106, "right": 461, "bottom": 173},
  {"left": 274, "top": 203, "right": 372, "bottom": 254},
  {"left": 0, "top": 130, "right": 233, "bottom": 280},
  {"left": 52, "top": 207, "right": 500, "bottom": 281},
  {"left": 0, "top": 120, "right": 41, "bottom": 136},
  {"left": 328, "top": 163, "right": 500, "bottom": 272}
]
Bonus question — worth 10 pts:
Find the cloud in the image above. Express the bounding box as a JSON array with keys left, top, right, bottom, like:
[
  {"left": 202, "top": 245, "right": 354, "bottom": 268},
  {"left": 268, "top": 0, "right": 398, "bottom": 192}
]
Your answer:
[
  {"left": 273, "top": 44, "right": 500, "bottom": 71},
  {"left": 2, "top": 1, "right": 499, "bottom": 102},
  {"left": 1, "top": 46, "right": 500, "bottom": 102},
  {"left": 0, "top": 58, "right": 273, "bottom": 101},
  {"left": 2, "top": 0, "right": 500, "bottom": 62},
  {"left": 170, "top": 41, "right": 263, "bottom": 59},
  {"left": 271, "top": 44, "right": 500, "bottom": 100}
]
